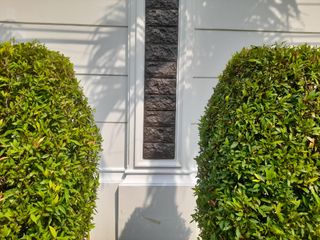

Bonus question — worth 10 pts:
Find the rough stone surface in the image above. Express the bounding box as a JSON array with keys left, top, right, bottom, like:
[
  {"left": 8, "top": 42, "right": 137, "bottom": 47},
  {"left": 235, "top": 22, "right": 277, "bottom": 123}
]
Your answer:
[
  {"left": 145, "top": 61, "right": 176, "bottom": 78},
  {"left": 144, "top": 111, "right": 175, "bottom": 126},
  {"left": 146, "top": 0, "right": 179, "bottom": 10},
  {"left": 143, "top": 143, "right": 175, "bottom": 159},
  {"left": 144, "top": 127, "right": 175, "bottom": 143},
  {"left": 146, "top": 9, "right": 178, "bottom": 26},
  {"left": 145, "top": 95, "right": 176, "bottom": 111},
  {"left": 144, "top": 0, "right": 179, "bottom": 159},
  {"left": 145, "top": 44, "right": 177, "bottom": 61},
  {"left": 146, "top": 27, "right": 178, "bottom": 44},
  {"left": 145, "top": 79, "right": 176, "bottom": 95}
]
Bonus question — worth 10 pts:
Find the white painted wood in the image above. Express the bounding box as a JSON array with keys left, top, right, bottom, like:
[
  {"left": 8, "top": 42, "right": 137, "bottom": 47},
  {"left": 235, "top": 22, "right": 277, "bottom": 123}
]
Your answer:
[
  {"left": 126, "top": 0, "right": 143, "bottom": 170},
  {"left": 97, "top": 123, "right": 126, "bottom": 170},
  {"left": 0, "top": 0, "right": 127, "bottom": 26},
  {"left": 179, "top": 77, "right": 219, "bottom": 171},
  {"left": 179, "top": 123, "right": 200, "bottom": 171},
  {"left": 120, "top": 174, "right": 197, "bottom": 186},
  {"left": 194, "top": 30, "right": 320, "bottom": 78},
  {"left": 176, "top": 0, "right": 205, "bottom": 174},
  {"left": 177, "top": 77, "right": 218, "bottom": 173},
  {"left": 118, "top": 186, "right": 199, "bottom": 240},
  {"left": 189, "top": 124, "right": 200, "bottom": 168},
  {"left": 175, "top": 0, "right": 196, "bottom": 171},
  {"left": 0, "top": 23, "right": 127, "bottom": 75},
  {"left": 78, "top": 75, "right": 127, "bottom": 123},
  {"left": 100, "top": 172, "right": 125, "bottom": 183},
  {"left": 91, "top": 183, "right": 119, "bottom": 240},
  {"left": 195, "top": 0, "right": 320, "bottom": 32},
  {"left": 124, "top": 169, "right": 196, "bottom": 175},
  {"left": 182, "top": 77, "right": 219, "bottom": 124}
]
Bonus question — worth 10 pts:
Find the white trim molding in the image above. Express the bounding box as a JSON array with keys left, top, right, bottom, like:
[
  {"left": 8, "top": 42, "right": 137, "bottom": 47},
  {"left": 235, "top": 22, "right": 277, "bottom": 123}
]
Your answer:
[
  {"left": 127, "top": 0, "right": 181, "bottom": 169},
  {"left": 127, "top": 0, "right": 197, "bottom": 172}
]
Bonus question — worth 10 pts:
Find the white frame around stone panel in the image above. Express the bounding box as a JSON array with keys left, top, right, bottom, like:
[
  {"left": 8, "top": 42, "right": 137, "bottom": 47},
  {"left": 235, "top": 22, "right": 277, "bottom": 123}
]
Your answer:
[
  {"left": 176, "top": 0, "right": 198, "bottom": 173},
  {"left": 127, "top": 0, "right": 179, "bottom": 169},
  {"left": 127, "top": 0, "right": 196, "bottom": 173}
]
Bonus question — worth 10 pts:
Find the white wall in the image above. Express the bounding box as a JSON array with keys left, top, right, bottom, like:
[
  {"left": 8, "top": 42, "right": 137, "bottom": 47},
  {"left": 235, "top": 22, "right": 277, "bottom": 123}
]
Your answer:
[
  {"left": 182, "top": 0, "right": 320, "bottom": 163},
  {"left": 2, "top": 0, "right": 320, "bottom": 239},
  {"left": 0, "top": 1, "right": 128, "bottom": 239}
]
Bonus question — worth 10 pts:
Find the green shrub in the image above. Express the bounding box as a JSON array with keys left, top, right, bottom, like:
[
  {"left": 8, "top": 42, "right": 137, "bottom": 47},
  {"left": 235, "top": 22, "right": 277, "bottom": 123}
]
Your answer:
[
  {"left": 193, "top": 44, "right": 320, "bottom": 239},
  {"left": 0, "top": 41, "right": 102, "bottom": 239}
]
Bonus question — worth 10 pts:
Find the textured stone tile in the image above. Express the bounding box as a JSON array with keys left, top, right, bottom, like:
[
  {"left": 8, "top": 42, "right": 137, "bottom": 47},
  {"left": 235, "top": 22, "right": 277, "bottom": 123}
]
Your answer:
[
  {"left": 144, "top": 127, "right": 175, "bottom": 143},
  {"left": 145, "top": 95, "right": 176, "bottom": 111},
  {"left": 145, "top": 26, "right": 178, "bottom": 44},
  {"left": 143, "top": 143, "right": 175, "bottom": 159},
  {"left": 144, "top": 111, "right": 176, "bottom": 126},
  {"left": 146, "top": 0, "right": 179, "bottom": 10},
  {"left": 146, "top": 9, "right": 178, "bottom": 26},
  {"left": 145, "top": 78, "right": 176, "bottom": 95},
  {"left": 145, "top": 44, "right": 177, "bottom": 61},
  {"left": 145, "top": 61, "right": 176, "bottom": 78}
]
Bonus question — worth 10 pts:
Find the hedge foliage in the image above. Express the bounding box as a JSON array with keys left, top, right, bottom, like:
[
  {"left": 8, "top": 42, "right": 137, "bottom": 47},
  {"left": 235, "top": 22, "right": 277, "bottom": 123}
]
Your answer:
[
  {"left": 0, "top": 41, "right": 102, "bottom": 239},
  {"left": 193, "top": 44, "right": 320, "bottom": 239}
]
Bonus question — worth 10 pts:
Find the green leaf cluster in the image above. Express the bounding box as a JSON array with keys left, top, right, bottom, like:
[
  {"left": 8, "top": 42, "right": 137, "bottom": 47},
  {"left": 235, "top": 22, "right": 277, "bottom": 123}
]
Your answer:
[
  {"left": 0, "top": 41, "right": 102, "bottom": 239},
  {"left": 193, "top": 44, "right": 320, "bottom": 239}
]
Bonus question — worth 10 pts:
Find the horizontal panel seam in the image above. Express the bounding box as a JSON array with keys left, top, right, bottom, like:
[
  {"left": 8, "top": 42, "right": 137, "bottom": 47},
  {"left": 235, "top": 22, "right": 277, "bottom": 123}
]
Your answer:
[
  {"left": 95, "top": 121, "right": 127, "bottom": 124},
  {"left": 145, "top": 110, "right": 176, "bottom": 112},
  {"left": 0, "top": 20, "right": 128, "bottom": 28},
  {"left": 195, "top": 27, "right": 320, "bottom": 35},
  {"left": 76, "top": 73, "right": 128, "bottom": 77},
  {"left": 193, "top": 76, "right": 219, "bottom": 79}
]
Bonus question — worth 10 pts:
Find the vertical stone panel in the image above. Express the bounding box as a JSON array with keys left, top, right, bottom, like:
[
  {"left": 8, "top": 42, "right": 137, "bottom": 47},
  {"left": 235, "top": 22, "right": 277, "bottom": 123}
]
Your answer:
[{"left": 143, "top": 0, "right": 179, "bottom": 159}]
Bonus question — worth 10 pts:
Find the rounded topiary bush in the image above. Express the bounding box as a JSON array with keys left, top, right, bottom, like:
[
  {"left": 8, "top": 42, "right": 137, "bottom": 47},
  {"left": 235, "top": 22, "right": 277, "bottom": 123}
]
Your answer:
[
  {"left": 0, "top": 41, "right": 102, "bottom": 239},
  {"left": 193, "top": 44, "right": 320, "bottom": 239}
]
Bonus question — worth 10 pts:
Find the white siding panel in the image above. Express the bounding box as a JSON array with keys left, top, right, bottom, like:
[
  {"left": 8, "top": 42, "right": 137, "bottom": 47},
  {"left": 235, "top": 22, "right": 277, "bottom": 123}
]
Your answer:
[
  {"left": 92, "top": 183, "right": 119, "bottom": 240},
  {"left": 182, "top": 78, "right": 218, "bottom": 124},
  {"left": 0, "top": 0, "right": 127, "bottom": 26},
  {"left": 118, "top": 186, "right": 199, "bottom": 240},
  {"left": 179, "top": 122, "right": 200, "bottom": 171},
  {"left": 97, "top": 123, "right": 126, "bottom": 170},
  {"left": 195, "top": 0, "right": 320, "bottom": 32},
  {"left": 194, "top": 30, "right": 320, "bottom": 78},
  {"left": 189, "top": 124, "right": 200, "bottom": 161},
  {"left": 0, "top": 23, "right": 127, "bottom": 75},
  {"left": 78, "top": 75, "right": 127, "bottom": 123},
  {"left": 179, "top": 78, "right": 218, "bottom": 169}
]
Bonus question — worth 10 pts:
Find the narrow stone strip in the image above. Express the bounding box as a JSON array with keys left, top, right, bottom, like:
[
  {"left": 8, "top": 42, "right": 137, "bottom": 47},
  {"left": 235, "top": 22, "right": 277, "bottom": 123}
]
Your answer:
[{"left": 143, "top": 0, "right": 179, "bottom": 159}]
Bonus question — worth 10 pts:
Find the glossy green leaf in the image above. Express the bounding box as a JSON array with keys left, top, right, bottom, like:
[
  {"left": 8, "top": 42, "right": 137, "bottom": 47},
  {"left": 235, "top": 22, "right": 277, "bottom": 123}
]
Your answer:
[
  {"left": 193, "top": 44, "right": 320, "bottom": 239},
  {"left": 0, "top": 41, "right": 102, "bottom": 239}
]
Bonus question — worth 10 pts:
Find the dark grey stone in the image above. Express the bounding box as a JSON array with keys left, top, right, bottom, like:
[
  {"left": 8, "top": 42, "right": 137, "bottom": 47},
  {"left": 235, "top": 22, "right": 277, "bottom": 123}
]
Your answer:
[
  {"left": 146, "top": 0, "right": 179, "bottom": 10},
  {"left": 145, "top": 61, "right": 176, "bottom": 78},
  {"left": 144, "top": 127, "right": 175, "bottom": 143},
  {"left": 143, "top": 143, "right": 175, "bottom": 159},
  {"left": 145, "top": 44, "right": 177, "bottom": 61},
  {"left": 146, "top": 27, "right": 178, "bottom": 44},
  {"left": 145, "top": 78, "right": 176, "bottom": 95},
  {"left": 143, "top": 0, "right": 179, "bottom": 159},
  {"left": 145, "top": 95, "right": 176, "bottom": 111},
  {"left": 146, "top": 9, "right": 178, "bottom": 26},
  {"left": 144, "top": 111, "right": 176, "bottom": 126}
]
